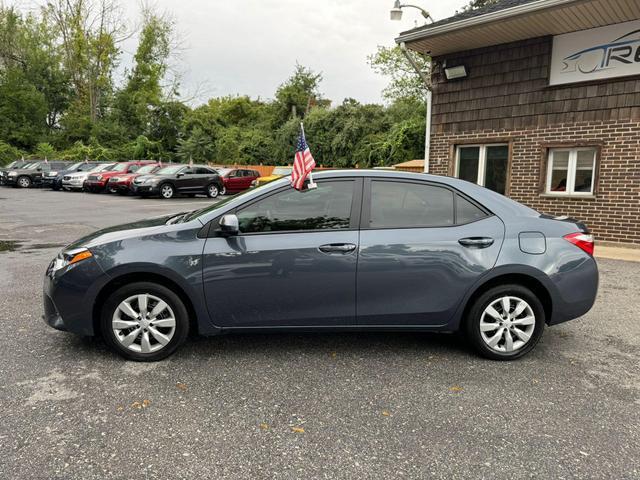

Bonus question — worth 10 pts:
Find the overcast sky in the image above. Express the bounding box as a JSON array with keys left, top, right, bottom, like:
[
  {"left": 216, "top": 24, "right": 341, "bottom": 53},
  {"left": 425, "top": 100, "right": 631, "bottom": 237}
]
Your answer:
[{"left": 24, "top": 0, "right": 470, "bottom": 105}]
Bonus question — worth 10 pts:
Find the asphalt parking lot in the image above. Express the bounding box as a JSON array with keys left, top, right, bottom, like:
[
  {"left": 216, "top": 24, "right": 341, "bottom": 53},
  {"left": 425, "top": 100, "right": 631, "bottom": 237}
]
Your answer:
[{"left": 0, "top": 187, "right": 639, "bottom": 479}]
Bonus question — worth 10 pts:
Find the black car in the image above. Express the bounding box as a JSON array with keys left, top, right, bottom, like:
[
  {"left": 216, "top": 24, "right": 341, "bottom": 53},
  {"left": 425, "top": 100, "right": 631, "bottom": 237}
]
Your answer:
[
  {"left": 131, "top": 164, "right": 223, "bottom": 199},
  {"left": 5, "top": 160, "right": 72, "bottom": 188},
  {"left": 43, "top": 161, "right": 103, "bottom": 190},
  {"left": 0, "top": 160, "right": 32, "bottom": 185}
]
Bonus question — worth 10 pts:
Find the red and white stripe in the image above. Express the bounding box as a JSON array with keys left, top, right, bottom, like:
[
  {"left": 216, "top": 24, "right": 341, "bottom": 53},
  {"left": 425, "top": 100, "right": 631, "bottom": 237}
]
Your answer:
[{"left": 291, "top": 148, "right": 316, "bottom": 190}]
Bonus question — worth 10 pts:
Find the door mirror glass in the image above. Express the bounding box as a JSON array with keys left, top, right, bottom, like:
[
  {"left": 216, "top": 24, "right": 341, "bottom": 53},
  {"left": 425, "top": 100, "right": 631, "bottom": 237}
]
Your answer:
[
  {"left": 176, "top": 172, "right": 184, "bottom": 178},
  {"left": 219, "top": 214, "right": 239, "bottom": 236}
]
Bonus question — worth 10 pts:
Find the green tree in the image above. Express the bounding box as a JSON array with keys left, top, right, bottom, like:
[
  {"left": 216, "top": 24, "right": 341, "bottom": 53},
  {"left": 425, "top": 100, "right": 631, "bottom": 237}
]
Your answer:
[
  {"left": 177, "top": 127, "right": 215, "bottom": 162},
  {"left": 273, "top": 64, "right": 326, "bottom": 124},
  {"left": 368, "top": 45, "right": 430, "bottom": 102}
]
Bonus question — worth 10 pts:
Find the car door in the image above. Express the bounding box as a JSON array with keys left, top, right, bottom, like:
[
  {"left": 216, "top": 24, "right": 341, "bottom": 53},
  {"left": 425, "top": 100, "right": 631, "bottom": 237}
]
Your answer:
[
  {"left": 176, "top": 167, "right": 197, "bottom": 192},
  {"left": 201, "top": 178, "right": 362, "bottom": 327},
  {"left": 225, "top": 170, "right": 243, "bottom": 192},
  {"left": 357, "top": 178, "right": 505, "bottom": 326}
]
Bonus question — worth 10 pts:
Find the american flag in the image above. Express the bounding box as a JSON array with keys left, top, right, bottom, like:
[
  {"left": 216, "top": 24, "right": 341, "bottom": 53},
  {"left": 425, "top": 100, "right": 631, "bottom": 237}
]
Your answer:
[{"left": 291, "top": 124, "right": 316, "bottom": 190}]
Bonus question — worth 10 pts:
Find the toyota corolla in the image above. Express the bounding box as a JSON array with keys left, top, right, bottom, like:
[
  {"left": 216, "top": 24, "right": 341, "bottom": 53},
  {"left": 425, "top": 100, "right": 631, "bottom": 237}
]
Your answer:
[{"left": 43, "top": 170, "right": 598, "bottom": 361}]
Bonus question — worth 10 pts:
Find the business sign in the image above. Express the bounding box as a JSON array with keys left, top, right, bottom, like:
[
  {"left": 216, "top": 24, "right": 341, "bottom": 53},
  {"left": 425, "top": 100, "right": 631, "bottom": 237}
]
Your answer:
[{"left": 550, "top": 20, "right": 640, "bottom": 86}]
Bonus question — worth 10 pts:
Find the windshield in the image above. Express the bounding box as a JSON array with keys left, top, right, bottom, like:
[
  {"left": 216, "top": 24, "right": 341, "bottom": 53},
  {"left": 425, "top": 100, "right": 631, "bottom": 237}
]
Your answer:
[
  {"left": 68, "top": 162, "right": 83, "bottom": 170},
  {"left": 6, "top": 161, "right": 18, "bottom": 168},
  {"left": 136, "top": 164, "right": 158, "bottom": 174},
  {"left": 88, "top": 163, "right": 111, "bottom": 172},
  {"left": 156, "top": 165, "right": 184, "bottom": 175},
  {"left": 272, "top": 167, "right": 292, "bottom": 176},
  {"left": 112, "top": 163, "right": 129, "bottom": 172}
]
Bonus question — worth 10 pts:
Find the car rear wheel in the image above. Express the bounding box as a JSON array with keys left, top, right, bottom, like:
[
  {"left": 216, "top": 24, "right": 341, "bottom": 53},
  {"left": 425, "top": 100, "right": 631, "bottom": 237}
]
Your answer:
[
  {"left": 220, "top": 186, "right": 227, "bottom": 195},
  {"left": 465, "top": 284, "right": 545, "bottom": 360},
  {"left": 207, "top": 184, "right": 219, "bottom": 198},
  {"left": 100, "top": 282, "right": 189, "bottom": 361},
  {"left": 160, "top": 183, "right": 175, "bottom": 199},
  {"left": 17, "top": 176, "right": 32, "bottom": 188}
]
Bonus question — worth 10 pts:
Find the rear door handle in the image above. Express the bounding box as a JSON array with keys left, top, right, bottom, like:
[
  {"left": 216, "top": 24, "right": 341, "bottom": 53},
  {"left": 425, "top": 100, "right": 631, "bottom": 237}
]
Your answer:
[
  {"left": 458, "top": 237, "right": 494, "bottom": 248},
  {"left": 318, "top": 243, "right": 357, "bottom": 254}
]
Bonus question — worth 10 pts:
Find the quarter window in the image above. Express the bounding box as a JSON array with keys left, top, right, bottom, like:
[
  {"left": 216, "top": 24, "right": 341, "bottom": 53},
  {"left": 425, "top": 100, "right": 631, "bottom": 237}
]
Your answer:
[
  {"left": 369, "top": 181, "right": 454, "bottom": 228},
  {"left": 546, "top": 148, "right": 596, "bottom": 195},
  {"left": 455, "top": 144, "right": 509, "bottom": 195},
  {"left": 237, "top": 181, "right": 354, "bottom": 233}
]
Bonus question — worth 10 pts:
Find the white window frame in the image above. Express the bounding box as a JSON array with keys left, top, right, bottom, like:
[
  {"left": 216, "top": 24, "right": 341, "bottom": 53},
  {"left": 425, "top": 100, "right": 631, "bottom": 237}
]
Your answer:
[
  {"left": 454, "top": 144, "right": 509, "bottom": 188},
  {"left": 545, "top": 147, "right": 597, "bottom": 196}
]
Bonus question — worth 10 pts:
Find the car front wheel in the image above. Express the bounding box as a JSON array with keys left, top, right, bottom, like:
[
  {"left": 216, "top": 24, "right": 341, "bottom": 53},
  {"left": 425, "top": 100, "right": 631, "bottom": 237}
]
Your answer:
[
  {"left": 17, "top": 176, "right": 32, "bottom": 188},
  {"left": 159, "top": 183, "right": 175, "bottom": 199},
  {"left": 207, "top": 184, "right": 219, "bottom": 198},
  {"left": 465, "top": 284, "right": 545, "bottom": 361},
  {"left": 100, "top": 282, "right": 189, "bottom": 361}
]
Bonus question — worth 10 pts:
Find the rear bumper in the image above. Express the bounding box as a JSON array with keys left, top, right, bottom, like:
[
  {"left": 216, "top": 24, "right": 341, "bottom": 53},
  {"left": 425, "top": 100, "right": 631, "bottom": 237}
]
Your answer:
[{"left": 547, "top": 255, "right": 599, "bottom": 325}]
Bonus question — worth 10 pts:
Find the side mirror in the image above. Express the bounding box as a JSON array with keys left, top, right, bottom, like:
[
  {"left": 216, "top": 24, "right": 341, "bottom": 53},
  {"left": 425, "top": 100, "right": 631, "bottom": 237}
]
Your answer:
[
  {"left": 219, "top": 214, "right": 239, "bottom": 236},
  {"left": 37, "top": 167, "right": 42, "bottom": 171},
  {"left": 176, "top": 172, "right": 184, "bottom": 178}
]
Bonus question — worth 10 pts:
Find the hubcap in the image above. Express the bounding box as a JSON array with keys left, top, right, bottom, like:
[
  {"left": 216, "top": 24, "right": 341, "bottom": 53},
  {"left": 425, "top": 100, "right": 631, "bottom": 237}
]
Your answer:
[
  {"left": 209, "top": 185, "right": 218, "bottom": 197},
  {"left": 161, "top": 185, "right": 173, "bottom": 198},
  {"left": 112, "top": 294, "right": 176, "bottom": 354},
  {"left": 19, "top": 178, "right": 29, "bottom": 187},
  {"left": 479, "top": 296, "right": 535, "bottom": 353}
]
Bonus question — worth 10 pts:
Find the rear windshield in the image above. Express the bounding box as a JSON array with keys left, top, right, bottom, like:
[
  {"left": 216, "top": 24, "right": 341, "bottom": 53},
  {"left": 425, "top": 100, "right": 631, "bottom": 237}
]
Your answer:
[{"left": 272, "top": 167, "right": 292, "bottom": 176}]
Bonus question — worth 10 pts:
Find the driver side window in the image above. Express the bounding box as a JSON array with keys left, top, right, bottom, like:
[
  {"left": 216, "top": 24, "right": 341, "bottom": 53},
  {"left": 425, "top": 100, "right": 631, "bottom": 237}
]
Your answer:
[{"left": 237, "top": 181, "right": 355, "bottom": 233}]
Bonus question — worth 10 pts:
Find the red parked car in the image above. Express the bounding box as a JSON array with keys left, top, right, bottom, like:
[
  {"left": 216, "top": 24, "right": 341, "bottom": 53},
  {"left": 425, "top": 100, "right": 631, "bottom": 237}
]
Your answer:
[
  {"left": 106, "top": 163, "right": 163, "bottom": 194},
  {"left": 84, "top": 161, "right": 156, "bottom": 193},
  {"left": 218, "top": 168, "right": 260, "bottom": 195}
]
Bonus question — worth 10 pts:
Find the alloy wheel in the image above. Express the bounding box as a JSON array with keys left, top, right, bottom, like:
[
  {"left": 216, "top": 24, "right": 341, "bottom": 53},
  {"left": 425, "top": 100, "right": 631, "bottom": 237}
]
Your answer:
[
  {"left": 161, "top": 184, "right": 174, "bottom": 199},
  {"left": 220, "top": 186, "right": 226, "bottom": 195},
  {"left": 208, "top": 185, "right": 219, "bottom": 198},
  {"left": 18, "top": 177, "right": 31, "bottom": 188},
  {"left": 112, "top": 294, "right": 176, "bottom": 354},
  {"left": 479, "top": 296, "right": 535, "bottom": 353}
]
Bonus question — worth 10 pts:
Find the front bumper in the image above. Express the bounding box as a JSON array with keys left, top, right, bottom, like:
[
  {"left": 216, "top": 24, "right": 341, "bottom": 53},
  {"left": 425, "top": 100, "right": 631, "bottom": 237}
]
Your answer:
[
  {"left": 62, "top": 178, "right": 86, "bottom": 190},
  {"left": 131, "top": 183, "right": 160, "bottom": 195},
  {"left": 43, "top": 255, "right": 108, "bottom": 336},
  {"left": 4, "top": 176, "right": 18, "bottom": 186},
  {"left": 84, "top": 180, "right": 108, "bottom": 191}
]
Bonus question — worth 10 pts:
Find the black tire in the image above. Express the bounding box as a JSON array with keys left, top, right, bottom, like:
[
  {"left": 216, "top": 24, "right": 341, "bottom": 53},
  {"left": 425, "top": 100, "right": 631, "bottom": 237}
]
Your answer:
[
  {"left": 206, "top": 183, "right": 220, "bottom": 198},
  {"left": 100, "top": 282, "right": 189, "bottom": 361},
  {"left": 17, "top": 176, "right": 32, "bottom": 188},
  {"left": 465, "top": 284, "right": 545, "bottom": 361},
  {"left": 220, "top": 186, "right": 227, "bottom": 196},
  {"left": 159, "top": 183, "right": 175, "bottom": 199}
]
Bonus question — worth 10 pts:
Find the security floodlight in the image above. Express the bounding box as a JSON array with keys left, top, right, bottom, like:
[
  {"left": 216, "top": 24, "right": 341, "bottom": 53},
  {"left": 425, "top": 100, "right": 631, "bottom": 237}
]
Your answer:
[{"left": 444, "top": 65, "right": 468, "bottom": 80}]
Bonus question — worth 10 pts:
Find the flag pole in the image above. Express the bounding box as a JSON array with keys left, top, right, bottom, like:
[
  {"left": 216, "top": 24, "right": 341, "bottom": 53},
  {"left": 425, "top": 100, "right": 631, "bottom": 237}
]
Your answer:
[{"left": 300, "top": 122, "right": 317, "bottom": 189}]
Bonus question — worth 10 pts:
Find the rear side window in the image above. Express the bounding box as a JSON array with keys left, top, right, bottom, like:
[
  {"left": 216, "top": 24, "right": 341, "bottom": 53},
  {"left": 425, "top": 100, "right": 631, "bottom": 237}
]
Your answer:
[
  {"left": 456, "top": 194, "right": 488, "bottom": 224},
  {"left": 369, "top": 181, "right": 454, "bottom": 228},
  {"left": 237, "top": 181, "right": 354, "bottom": 233}
]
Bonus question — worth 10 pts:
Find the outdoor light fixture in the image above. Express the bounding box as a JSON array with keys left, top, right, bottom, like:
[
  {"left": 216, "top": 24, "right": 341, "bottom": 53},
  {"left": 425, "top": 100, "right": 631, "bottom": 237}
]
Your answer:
[
  {"left": 444, "top": 65, "right": 468, "bottom": 80},
  {"left": 390, "top": 1, "right": 432, "bottom": 22}
]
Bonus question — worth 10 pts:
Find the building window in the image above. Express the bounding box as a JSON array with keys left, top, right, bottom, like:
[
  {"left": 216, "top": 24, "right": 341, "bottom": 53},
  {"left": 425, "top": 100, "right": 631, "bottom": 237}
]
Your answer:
[
  {"left": 545, "top": 148, "right": 597, "bottom": 195},
  {"left": 455, "top": 144, "right": 509, "bottom": 195}
]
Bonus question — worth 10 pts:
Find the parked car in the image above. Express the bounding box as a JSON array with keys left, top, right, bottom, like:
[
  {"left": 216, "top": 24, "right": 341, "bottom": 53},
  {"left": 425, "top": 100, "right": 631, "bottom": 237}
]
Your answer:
[
  {"left": 1, "top": 160, "right": 32, "bottom": 185},
  {"left": 84, "top": 161, "right": 156, "bottom": 193},
  {"left": 106, "top": 163, "right": 163, "bottom": 194},
  {"left": 4, "top": 160, "right": 72, "bottom": 188},
  {"left": 217, "top": 168, "right": 260, "bottom": 195},
  {"left": 43, "top": 170, "right": 598, "bottom": 362},
  {"left": 62, "top": 163, "right": 114, "bottom": 191},
  {"left": 253, "top": 166, "right": 293, "bottom": 187},
  {"left": 130, "top": 164, "right": 223, "bottom": 199},
  {"left": 44, "top": 161, "right": 103, "bottom": 190}
]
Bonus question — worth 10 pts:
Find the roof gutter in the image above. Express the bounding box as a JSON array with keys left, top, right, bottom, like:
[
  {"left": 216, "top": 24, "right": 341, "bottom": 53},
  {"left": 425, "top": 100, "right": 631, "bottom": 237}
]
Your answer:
[{"left": 395, "top": 0, "right": 583, "bottom": 45}]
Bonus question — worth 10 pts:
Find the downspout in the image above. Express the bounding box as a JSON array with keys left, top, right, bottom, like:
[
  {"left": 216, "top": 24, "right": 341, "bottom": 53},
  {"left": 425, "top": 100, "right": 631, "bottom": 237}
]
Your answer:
[{"left": 399, "top": 41, "right": 432, "bottom": 174}]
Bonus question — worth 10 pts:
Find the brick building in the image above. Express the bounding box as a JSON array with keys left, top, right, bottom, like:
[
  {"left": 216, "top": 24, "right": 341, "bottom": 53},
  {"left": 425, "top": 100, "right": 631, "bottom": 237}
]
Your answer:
[{"left": 397, "top": 0, "right": 640, "bottom": 245}]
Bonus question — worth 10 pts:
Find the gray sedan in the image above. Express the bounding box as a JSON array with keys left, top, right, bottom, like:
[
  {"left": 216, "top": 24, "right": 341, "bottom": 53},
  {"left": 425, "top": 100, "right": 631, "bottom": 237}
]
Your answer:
[{"left": 43, "top": 170, "right": 598, "bottom": 361}]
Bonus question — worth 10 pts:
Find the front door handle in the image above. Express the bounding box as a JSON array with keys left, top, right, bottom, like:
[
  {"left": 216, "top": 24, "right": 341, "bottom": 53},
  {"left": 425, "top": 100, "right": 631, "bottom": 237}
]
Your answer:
[
  {"left": 458, "top": 237, "right": 494, "bottom": 248},
  {"left": 318, "top": 243, "right": 357, "bottom": 254}
]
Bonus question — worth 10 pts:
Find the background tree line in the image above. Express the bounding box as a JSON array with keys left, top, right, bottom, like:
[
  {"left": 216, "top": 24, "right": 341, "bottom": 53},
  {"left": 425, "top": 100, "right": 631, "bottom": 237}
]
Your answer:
[{"left": 0, "top": 0, "right": 430, "bottom": 167}]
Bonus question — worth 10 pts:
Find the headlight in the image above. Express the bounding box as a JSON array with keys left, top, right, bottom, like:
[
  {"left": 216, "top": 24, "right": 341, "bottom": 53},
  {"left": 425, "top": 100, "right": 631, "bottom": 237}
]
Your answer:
[
  {"left": 145, "top": 178, "right": 160, "bottom": 184},
  {"left": 8, "top": 171, "right": 17, "bottom": 177},
  {"left": 48, "top": 171, "right": 58, "bottom": 177},
  {"left": 50, "top": 248, "right": 93, "bottom": 274},
  {"left": 96, "top": 175, "right": 103, "bottom": 181}
]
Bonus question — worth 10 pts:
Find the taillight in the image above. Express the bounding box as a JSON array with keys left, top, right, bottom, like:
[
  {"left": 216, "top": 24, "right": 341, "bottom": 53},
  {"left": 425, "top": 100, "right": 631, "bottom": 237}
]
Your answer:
[{"left": 564, "top": 232, "right": 594, "bottom": 256}]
